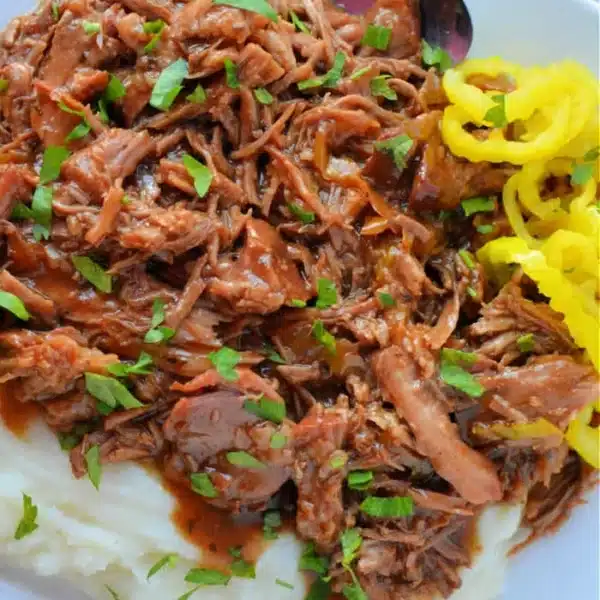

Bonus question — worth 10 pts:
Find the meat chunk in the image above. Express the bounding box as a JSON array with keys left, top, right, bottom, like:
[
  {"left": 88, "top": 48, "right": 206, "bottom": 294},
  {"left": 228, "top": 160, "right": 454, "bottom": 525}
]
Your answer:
[
  {"left": 164, "top": 387, "right": 292, "bottom": 510},
  {"left": 478, "top": 356, "right": 599, "bottom": 427},
  {"left": 238, "top": 43, "right": 285, "bottom": 87},
  {"left": 209, "top": 219, "right": 311, "bottom": 314},
  {"left": 43, "top": 388, "right": 98, "bottom": 431},
  {"left": 0, "top": 328, "right": 118, "bottom": 402},
  {"left": 362, "top": 0, "right": 421, "bottom": 59},
  {"left": 293, "top": 407, "right": 349, "bottom": 552},
  {"left": 0, "top": 165, "right": 36, "bottom": 220},
  {"left": 373, "top": 346, "right": 503, "bottom": 504},
  {"left": 409, "top": 128, "right": 512, "bottom": 211},
  {"left": 469, "top": 282, "right": 576, "bottom": 362},
  {"left": 61, "top": 129, "right": 155, "bottom": 199}
]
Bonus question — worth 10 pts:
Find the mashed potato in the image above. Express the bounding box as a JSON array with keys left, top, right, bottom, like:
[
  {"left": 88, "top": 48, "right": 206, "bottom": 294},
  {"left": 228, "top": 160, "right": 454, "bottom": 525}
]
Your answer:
[{"left": 0, "top": 418, "right": 524, "bottom": 600}]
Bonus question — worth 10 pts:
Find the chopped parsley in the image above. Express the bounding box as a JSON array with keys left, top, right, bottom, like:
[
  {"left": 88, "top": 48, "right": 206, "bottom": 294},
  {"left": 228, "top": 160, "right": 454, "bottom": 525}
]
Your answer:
[
  {"left": 144, "top": 298, "right": 176, "bottom": 344},
  {"left": 107, "top": 351, "right": 154, "bottom": 377},
  {"left": 378, "top": 292, "right": 395, "bottom": 308},
  {"left": 263, "top": 510, "right": 282, "bottom": 540},
  {"left": 71, "top": 256, "right": 113, "bottom": 293},
  {"left": 270, "top": 432, "right": 287, "bottom": 449},
  {"left": 290, "top": 10, "right": 309, "bottom": 33},
  {"left": 150, "top": 58, "right": 189, "bottom": 111},
  {"left": 440, "top": 361, "right": 484, "bottom": 397},
  {"left": 347, "top": 470, "right": 373, "bottom": 491},
  {"left": 571, "top": 146, "right": 599, "bottom": 185},
  {"left": 0, "top": 291, "right": 30, "bottom": 321},
  {"left": 374, "top": 134, "right": 413, "bottom": 170},
  {"left": 288, "top": 202, "right": 315, "bottom": 224},
  {"left": 105, "top": 585, "right": 121, "bottom": 600},
  {"left": 458, "top": 249, "right": 475, "bottom": 270},
  {"left": 82, "top": 21, "right": 101, "bottom": 35},
  {"left": 39, "top": 145, "right": 70, "bottom": 184},
  {"left": 342, "top": 571, "right": 368, "bottom": 600},
  {"left": 214, "top": 0, "right": 278, "bottom": 22},
  {"left": 187, "top": 84, "right": 207, "bottom": 104},
  {"left": 517, "top": 333, "right": 535, "bottom": 353},
  {"left": 299, "top": 541, "right": 329, "bottom": 576},
  {"left": 340, "top": 528, "right": 362, "bottom": 566},
  {"left": 98, "top": 75, "right": 126, "bottom": 123},
  {"left": 182, "top": 153, "right": 213, "bottom": 198},
  {"left": 298, "top": 51, "right": 346, "bottom": 90},
  {"left": 230, "top": 557, "right": 256, "bottom": 579},
  {"left": 184, "top": 567, "right": 231, "bottom": 586},
  {"left": 461, "top": 196, "right": 495, "bottom": 217},
  {"left": 476, "top": 224, "right": 495, "bottom": 234},
  {"left": 14, "top": 493, "right": 39, "bottom": 540},
  {"left": 223, "top": 58, "right": 240, "bottom": 89},
  {"left": 226, "top": 451, "right": 265, "bottom": 469},
  {"left": 370, "top": 74, "right": 397, "bottom": 100},
  {"left": 243, "top": 395, "right": 286, "bottom": 423},
  {"left": 263, "top": 343, "right": 286, "bottom": 364},
  {"left": 349, "top": 66, "right": 371, "bottom": 80},
  {"left": 329, "top": 451, "right": 348, "bottom": 470},
  {"left": 147, "top": 553, "right": 178, "bottom": 579},
  {"left": 421, "top": 40, "right": 452, "bottom": 72},
  {"left": 254, "top": 87, "right": 274, "bottom": 105},
  {"left": 85, "top": 445, "right": 102, "bottom": 490},
  {"left": 0, "top": 79, "right": 8, "bottom": 92},
  {"left": 306, "top": 578, "right": 331, "bottom": 600},
  {"left": 275, "top": 578, "right": 295, "bottom": 590},
  {"left": 51, "top": 2, "right": 60, "bottom": 21},
  {"left": 290, "top": 298, "right": 307, "bottom": 308},
  {"left": 440, "top": 347, "right": 477, "bottom": 367},
  {"left": 316, "top": 277, "right": 338, "bottom": 309},
  {"left": 143, "top": 19, "right": 166, "bottom": 53},
  {"left": 361, "top": 24, "right": 391, "bottom": 50},
  {"left": 31, "top": 186, "right": 53, "bottom": 241},
  {"left": 85, "top": 373, "right": 144, "bottom": 410},
  {"left": 483, "top": 94, "right": 508, "bottom": 128},
  {"left": 312, "top": 320, "right": 336, "bottom": 354},
  {"left": 359, "top": 495, "right": 414, "bottom": 518},
  {"left": 208, "top": 347, "right": 241, "bottom": 381},
  {"left": 190, "top": 472, "right": 218, "bottom": 498}
]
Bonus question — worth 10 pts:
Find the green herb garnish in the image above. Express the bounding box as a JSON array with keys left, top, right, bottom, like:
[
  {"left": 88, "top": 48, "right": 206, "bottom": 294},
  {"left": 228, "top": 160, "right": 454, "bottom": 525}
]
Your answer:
[
  {"left": 143, "top": 19, "right": 165, "bottom": 53},
  {"left": 72, "top": 256, "right": 112, "bottom": 293},
  {"left": 254, "top": 87, "right": 273, "bottom": 105},
  {"left": 458, "top": 249, "right": 475, "bottom": 270},
  {"left": 288, "top": 202, "right": 315, "bottom": 224},
  {"left": 147, "top": 553, "right": 178, "bottom": 579},
  {"left": 107, "top": 352, "right": 154, "bottom": 377},
  {"left": 182, "top": 153, "right": 213, "bottom": 198},
  {"left": 190, "top": 473, "right": 218, "bottom": 498},
  {"left": 378, "top": 292, "right": 395, "bottom": 308},
  {"left": 421, "top": 40, "right": 452, "bottom": 72},
  {"left": 14, "top": 493, "right": 39, "bottom": 540},
  {"left": 82, "top": 21, "right": 101, "bottom": 35},
  {"left": 329, "top": 451, "right": 348, "bottom": 470},
  {"left": 270, "top": 432, "right": 287, "bottom": 449},
  {"left": 440, "top": 347, "right": 477, "bottom": 367},
  {"left": 223, "top": 58, "right": 240, "bottom": 89},
  {"left": 476, "top": 224, "right": 495, "bottom": 234},
  {"left": 312, "top": 320, "right": 336, "bottom": 354},
  {"left": 215, "top": 0, "right": 278, "bottom": 22},
  {"left": 316, "top": 278, "right": 337, "bottom": 309},
  {"left": 31, "top": 185, "right": 53, "bottom": 241},
  {"left": 298, "top": 51, "right": 346, "bottom": 90},
  {"left": 187, "top": 84, "right": 207, "bottom": 104},
  {"left": 340, "top": 528, "right": 362, "bottom": 566},
  {"left": 347, "top": 470, "right": 373, "bottom": 491},
  {"left": 275, "top": 579, "right": 294, "bottom": 590},
  {"left": 85, "top": 445, "right": 102, "bottom": 490},
  {"left": 306, "top": 578, "right": 331, "bottom": 600},
  {"left": 230, "top": 558, "right": 256, "bottom": 579},
  {"left": 263, "top": 510, "right": 281, "bottom": 540},
  {"left": 359, "top": 496, "right": 414, "bottom": 518},
  {"left": 243, "top": 396, "right": 286, "bottom": 423},
  {"left": 39, "top": 145, "right": 70, "bottom": 184},
  {"left": 439, "top": 362, "right": 484, "bottom": 397},
  {"left": 226, "top": 451, "right": 265, "bottom": 469},
  {"left": 290, "top": 299, "right": 307, "bottom": 308},
  {"left": 370, "top": 74, "right": 397, "bottom": 101},
  {"left": 290, "top": 10, "right": 309, "bottom": 33},
  {"left": 144, "top": 298, "right": 176, "bottom": 344},
  {"left": 483, "top": 94, "right": 508, "bottom": 128},
  {"left": 299, "top": 542, "right": 329, "bottom": 576},
  {"left": 0, "top": 291, "right": 30, "bottom": 320},
  {"left": 184, "top": 568, "right": 231, "bottom": 586},
  {"left": 207, "top": 347, "right": 241, "bottom": 381},
  {"left": 461, "top": 196, "right": 495, "bottom": 217},
  {"left": 374, "top": 134, "right": 413, "bottom": 170},
  {"left": 85, "top": 373, "right": 144, "bottom": 409},
  {"left": 517, "top": 333, "right": 535, "bottom": 353},
  {"left": 349, "top": 66, "right": 370, "bottom": 80},
  {"left": 150, "top": 58, "right": 189, "bottom": 111},
  {"left": 361, "top": 24, "right": 391, "bottom": 50}
]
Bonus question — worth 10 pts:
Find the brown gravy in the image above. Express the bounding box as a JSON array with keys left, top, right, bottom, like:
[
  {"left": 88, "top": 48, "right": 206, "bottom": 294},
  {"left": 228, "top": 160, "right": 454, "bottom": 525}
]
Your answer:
[{"left": 0, "top": 382, "right": 40, "bottom": 437}]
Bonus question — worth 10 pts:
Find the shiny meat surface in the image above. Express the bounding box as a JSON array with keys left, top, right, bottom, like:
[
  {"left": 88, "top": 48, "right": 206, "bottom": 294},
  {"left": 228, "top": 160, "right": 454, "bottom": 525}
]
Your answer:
[{"left": 0, "top": 0, "right": 596, "bottom": 598}]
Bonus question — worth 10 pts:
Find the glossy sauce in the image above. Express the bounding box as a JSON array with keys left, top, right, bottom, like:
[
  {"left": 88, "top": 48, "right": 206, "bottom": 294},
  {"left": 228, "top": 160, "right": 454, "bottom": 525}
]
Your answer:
[
  {"left": 0, "top": 382, "right": 40, "bottom": 436},
  {"left": 161, "top": 474, "right": 266, "bottom": 568}
]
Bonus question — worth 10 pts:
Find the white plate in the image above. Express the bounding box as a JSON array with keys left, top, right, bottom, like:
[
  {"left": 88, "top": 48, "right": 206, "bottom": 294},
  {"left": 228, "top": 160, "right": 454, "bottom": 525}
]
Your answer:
[{"left": 0, "top": 1, "right": 598, "bottom": 599}]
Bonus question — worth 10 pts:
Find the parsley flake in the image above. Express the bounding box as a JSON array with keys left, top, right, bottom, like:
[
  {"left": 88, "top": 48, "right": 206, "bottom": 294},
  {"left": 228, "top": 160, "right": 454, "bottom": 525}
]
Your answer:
[
  {"left": 316, "top": 278, "right": 338, "bottom": 309},
  {"left": 191, "top": 472, "right": 218, "bottom": 498},
  {"left": 254, "top": 87, "right": 274, "bottom": 105},
  {"left": 85, "top": 373, "right": 144, "bottom": 410},
  {"left": 39, "top": 145, "right": 70, "bottom": 184},
  {"left": 299, "top": 542, "right": 329, "bottom": 576},
  {"left": 187, "top": 84, "right": 207, "bottom": 104},
  {"left": 361, "top": 24, "right": 391, "bottom": 50},
  {"left": 0, "top": 291, "right": 30, "bottom": 321},
  {"left": 288, "top": 202, "right": 315, "bottom": 224},
  {"left": 184, "top": 568, "right": 231, "bottom": 586},
  {"left": 374, "top": 134, "right": 413, "bottom": 170},
  {"left": 226, "top": 451, "right": 265, "bottom": 469},
  {"left": 85, "top": 445, "right": 102, "bottom": 490},
  {"left": 183, "top": 154, "right": 213, "bottom": 198},
  {"left": 215, "top": 0, "right": 278, "bottom": 22},
  {"left": 14, "top": 493, "right": 39, "bottom": 540},
  {"left": 208, "top": 347, "right": 241, "bottom": 381},
  {"left": 517, "top": 333, "right": 535, "bottom": 353},
  {"left": 82, "top": 21, "right": 101, "bottom": 35},
  {"left": 340, "top": 528, "right": 362, "bottom": 566},
  {"left": 298, "top": 51, "right": 346, "bottom": 90},
  {"left": 243, "top": 395, "right": 286, "bottom": 423},
  {"left": 150, "top": 59, "right": 189, "bottom": 111},
  {"left": 72, "top": 256, "right": 112, "bottom": 293},
  {"left": 421, "top": 40, "right": 452, "bottom": 72},
  {"left": 147, "top": 554, "right": 178, "bottom": 579},
  {"left": 312, "top": 320, "right": 336, "bottom": 354},
  {"left": 461, "top": 196, "right": 495, "bottom": 217},
  {"left": 223, "top": 58, "right": 240, "bottom": 89},
  {"left": 107, "top": 351, "right": 154, "bottom": 377},
  {"left": 347, "top": 470, "right": 373, "bottom": 491},
  {"left": 359, "top": 496, "right": 414, "bottom": 518},
  {"left": 483, "top": 94, "right": 508, "bottom": 128},
  {"left": 290, "top": 10, "right": 309, "bottom": 33}
]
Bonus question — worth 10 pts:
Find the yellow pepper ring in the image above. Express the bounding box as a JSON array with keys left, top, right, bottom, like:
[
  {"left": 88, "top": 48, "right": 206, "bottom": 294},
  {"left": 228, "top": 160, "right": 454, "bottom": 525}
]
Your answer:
[
  {"left": 565, "top": 400, "right": 600, "bottom": 469},
  {"left": 442, "top": 101, "right": 572, "bottom": 164},
  {"left": 517, "top": 161, "right": 565, "bottom": 220}
]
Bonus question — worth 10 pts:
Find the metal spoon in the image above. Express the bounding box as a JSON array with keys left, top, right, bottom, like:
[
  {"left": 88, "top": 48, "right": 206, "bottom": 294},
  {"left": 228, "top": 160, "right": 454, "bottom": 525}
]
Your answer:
[
  {"left": 419, "top": 0, "right": 473, "bottom": 63},
  {"left": 337, "top": 0, "right": 473, "bottom": 64}
]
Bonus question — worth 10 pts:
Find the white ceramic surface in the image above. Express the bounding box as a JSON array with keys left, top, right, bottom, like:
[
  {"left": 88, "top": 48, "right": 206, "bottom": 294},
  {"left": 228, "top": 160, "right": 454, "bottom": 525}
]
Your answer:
[{"left": 0, "top": 1, "right": 599, "bottom": 599}]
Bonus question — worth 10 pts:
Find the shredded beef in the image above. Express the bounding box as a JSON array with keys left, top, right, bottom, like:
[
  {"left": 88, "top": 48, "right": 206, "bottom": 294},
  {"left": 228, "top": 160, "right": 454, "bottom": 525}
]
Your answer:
[{"left": 0, "top": 1, "right": 596, "bottom": 598}]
